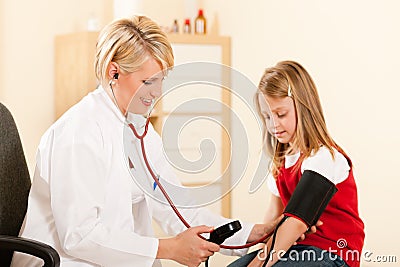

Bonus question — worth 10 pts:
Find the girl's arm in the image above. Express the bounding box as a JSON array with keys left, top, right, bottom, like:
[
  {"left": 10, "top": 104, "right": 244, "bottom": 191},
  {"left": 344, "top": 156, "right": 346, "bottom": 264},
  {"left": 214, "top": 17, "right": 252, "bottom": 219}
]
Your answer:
[
  {"left": 263, "top": 217, "right": 308, "bottom": 266},
  {"left": 248, "top": 193, "right": 320, "bottom": 267},
  {"left": 247, "top": 217, "right": 308, "bottom": 267},
  {"left": 264, "top": 194, "right": 284, "bottom": 222},
  {"left": 246, "top": 195, "right": 285, "bottom": 267}
]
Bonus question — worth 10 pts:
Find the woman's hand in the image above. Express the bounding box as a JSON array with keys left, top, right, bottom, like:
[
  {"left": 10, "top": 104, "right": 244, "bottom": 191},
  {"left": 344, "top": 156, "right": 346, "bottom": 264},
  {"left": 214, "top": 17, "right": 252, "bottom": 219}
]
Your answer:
[{"left": 157, "top": 225, "right": 220, "bottom": 267}]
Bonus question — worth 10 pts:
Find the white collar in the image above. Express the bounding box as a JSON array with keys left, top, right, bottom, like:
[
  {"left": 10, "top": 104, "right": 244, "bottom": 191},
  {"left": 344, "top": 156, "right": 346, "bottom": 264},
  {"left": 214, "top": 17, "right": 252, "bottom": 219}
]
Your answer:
[
  {"left": 285, "top": 151, "right": 301, "bottom": 168},
  {"left": 97, "top": 85, "right": 147, "bottom": 128}
]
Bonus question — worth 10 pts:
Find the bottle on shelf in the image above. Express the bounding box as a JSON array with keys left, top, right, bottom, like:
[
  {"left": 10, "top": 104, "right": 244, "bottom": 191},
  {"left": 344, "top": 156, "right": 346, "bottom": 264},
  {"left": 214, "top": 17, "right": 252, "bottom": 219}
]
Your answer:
[
  {"left": 171, "top": 19, "right": 179, "bottom": 33},
  {"left": 183, "top": 18, "right": 191, "bottom": 34},
  {"left": 87, "top": 13, "right": 100, "bottom": 32},
  {"left": 195, "top": 9, "right": 206, "bottom": 34}
]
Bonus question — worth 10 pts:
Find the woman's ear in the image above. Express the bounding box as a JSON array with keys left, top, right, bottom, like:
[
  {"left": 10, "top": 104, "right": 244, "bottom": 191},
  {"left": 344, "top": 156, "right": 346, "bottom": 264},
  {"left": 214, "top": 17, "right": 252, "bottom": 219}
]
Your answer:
[{"left": 108, "top": 62, "right": 120, "bottom": 80}]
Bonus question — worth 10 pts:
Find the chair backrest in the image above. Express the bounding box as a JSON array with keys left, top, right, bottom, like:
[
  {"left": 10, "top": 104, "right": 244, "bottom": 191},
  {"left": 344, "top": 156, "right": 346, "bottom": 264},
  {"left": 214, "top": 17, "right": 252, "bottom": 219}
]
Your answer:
[{"left": 0, "top": 103, "right": 31, "bottom": 266}]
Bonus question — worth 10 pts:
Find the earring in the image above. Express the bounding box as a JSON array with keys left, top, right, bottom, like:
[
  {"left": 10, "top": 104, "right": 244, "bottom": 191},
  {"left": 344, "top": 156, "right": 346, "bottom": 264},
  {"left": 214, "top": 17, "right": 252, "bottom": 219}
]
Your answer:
[{"left": 287, "top": 84, "right": 292, "bottom": 97}]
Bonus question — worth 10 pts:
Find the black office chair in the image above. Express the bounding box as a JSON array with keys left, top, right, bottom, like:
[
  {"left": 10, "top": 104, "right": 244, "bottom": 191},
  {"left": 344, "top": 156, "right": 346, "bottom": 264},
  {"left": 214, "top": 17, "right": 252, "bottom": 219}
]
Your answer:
[{"left": 0, "top": 103, "right": 60, "bottom": 267}]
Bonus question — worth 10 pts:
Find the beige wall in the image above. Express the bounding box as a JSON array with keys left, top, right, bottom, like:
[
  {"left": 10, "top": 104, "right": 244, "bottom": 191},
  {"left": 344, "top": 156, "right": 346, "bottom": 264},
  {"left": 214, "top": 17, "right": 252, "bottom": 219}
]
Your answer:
[
  {"left": 0, "top": 0, "right": 112, "bottom": 172},
  {"left": 1, "top": 0, "right": 399, "bottom": 266}
]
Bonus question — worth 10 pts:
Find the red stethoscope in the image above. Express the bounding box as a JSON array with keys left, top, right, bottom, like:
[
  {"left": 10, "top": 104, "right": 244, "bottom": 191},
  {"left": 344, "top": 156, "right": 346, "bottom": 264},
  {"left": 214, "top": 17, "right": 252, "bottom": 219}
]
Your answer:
[{"left": 127, "top": 116, "right": 274, "bottom": 250}]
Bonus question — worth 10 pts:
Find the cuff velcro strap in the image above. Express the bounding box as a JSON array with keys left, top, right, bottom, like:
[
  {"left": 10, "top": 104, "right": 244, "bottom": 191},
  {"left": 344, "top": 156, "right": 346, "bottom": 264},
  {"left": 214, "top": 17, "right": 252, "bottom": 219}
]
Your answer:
[{"left": 283, "top": 170, "right": 338, "bottom": 227}]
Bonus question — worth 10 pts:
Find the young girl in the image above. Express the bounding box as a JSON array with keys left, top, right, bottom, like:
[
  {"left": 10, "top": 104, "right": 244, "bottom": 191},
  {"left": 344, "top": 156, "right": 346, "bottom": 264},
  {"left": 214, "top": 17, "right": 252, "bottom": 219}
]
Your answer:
[{"left": 230, "top": 61, "right": 364, "bottom": 267}]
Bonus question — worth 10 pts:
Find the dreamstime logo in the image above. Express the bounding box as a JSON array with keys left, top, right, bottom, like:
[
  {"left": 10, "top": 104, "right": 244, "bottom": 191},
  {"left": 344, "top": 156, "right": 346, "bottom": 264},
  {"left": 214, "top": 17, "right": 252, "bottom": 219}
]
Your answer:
[
  {"left": 257, "top": 238, "right": 356, "bottom": 263},
  {"left": 123, "top": 62, "right": 271, "bottom": 208},
  {"left": 363, "top": 250, "right": 398, "bottom": 263},
  {"left": 255, "top": 238, "right": 398, "bottom": 264},
  {"left": 336, "top": 238, "right": 348, "bottom": 249}
]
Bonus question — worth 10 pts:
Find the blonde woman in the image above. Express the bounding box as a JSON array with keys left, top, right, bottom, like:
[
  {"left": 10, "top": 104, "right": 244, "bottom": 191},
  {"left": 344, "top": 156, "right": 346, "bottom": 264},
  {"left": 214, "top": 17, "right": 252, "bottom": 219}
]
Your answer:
[{"left": 12, "top": 16, "right": 276, "bottom": 267}]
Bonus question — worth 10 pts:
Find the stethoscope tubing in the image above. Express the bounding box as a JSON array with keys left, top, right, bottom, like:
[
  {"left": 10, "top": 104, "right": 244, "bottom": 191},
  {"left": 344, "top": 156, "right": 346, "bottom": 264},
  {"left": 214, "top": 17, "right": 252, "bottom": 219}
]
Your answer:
[{"left": 128, "top": 118, "right": 274, "bottom": 249}]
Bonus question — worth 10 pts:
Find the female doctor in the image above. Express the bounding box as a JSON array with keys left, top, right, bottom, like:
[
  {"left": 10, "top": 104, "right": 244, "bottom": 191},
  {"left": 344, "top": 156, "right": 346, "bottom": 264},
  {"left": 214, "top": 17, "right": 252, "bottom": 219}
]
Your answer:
[{"left": 12, "top": 16, "right": 279, "bottom": 267}]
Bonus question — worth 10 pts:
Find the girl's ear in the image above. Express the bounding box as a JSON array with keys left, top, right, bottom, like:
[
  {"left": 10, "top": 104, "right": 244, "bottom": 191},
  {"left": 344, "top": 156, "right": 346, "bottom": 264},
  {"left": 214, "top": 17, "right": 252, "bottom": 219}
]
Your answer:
[{"left": 108, "top": 62, "right": 120, "bottom": 80}]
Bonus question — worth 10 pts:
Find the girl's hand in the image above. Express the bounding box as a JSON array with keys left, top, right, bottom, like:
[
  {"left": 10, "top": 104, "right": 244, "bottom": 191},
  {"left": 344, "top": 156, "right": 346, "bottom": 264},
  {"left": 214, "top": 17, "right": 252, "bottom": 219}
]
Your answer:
[
  {"left": 294, "top": 220, "right": 323, "bottom": 244},
  {"left": 158, "top": 225, "right": 220, "bottom": 267}
]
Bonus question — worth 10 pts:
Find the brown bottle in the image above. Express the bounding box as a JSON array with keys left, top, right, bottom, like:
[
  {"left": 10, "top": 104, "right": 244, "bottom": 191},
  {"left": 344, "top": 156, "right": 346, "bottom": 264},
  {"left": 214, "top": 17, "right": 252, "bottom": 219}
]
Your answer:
[{"left": 195, "top": 9, "right": 206, "bottom": 34}]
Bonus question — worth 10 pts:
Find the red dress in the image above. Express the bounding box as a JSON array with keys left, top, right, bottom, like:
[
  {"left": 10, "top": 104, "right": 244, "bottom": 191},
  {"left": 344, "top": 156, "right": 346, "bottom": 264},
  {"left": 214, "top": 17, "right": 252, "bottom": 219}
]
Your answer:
[{"left": 276, "top": 156, "right": 365, "bottom": 267}]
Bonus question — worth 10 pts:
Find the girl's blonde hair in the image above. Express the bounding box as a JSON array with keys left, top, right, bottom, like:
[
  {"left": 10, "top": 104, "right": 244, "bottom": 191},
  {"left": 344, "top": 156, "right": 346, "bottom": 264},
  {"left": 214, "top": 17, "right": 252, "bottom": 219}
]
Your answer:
[
  {"left": 256, "top": 60, "right": 347, "bottom": 177},
  {"left": 95, "top": 15, "right": 174, "bottom": 88}
]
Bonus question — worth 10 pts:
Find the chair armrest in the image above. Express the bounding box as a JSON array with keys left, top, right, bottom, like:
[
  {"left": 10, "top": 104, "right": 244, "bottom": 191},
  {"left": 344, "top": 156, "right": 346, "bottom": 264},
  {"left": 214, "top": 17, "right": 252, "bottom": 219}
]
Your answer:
[{"left": 0, "top": 235, "right": 60, "bottom": 267}]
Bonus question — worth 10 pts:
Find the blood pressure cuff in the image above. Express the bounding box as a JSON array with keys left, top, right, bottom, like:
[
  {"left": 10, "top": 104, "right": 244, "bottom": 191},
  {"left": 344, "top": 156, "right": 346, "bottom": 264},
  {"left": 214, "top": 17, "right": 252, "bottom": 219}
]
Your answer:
[{"left": 283, "top": 170, "right": 338, "bottom": 227}]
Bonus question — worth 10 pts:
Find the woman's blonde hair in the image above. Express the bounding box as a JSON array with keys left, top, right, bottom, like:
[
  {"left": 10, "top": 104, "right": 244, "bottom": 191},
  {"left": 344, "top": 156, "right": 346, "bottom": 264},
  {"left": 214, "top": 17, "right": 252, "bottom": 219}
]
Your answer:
[
  {"left": 256, "top": 60, "right": 347, "bottom": 177},
  {"left": 95, "top": 15, "right": 174, "bottom": 88}
]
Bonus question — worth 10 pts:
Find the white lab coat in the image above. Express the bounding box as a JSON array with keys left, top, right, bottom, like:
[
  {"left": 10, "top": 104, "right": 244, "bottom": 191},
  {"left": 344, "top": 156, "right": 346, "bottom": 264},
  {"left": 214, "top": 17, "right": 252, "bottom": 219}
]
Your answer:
[{"left": 12, "top": 87, "right": 253, "bottom": 267}]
